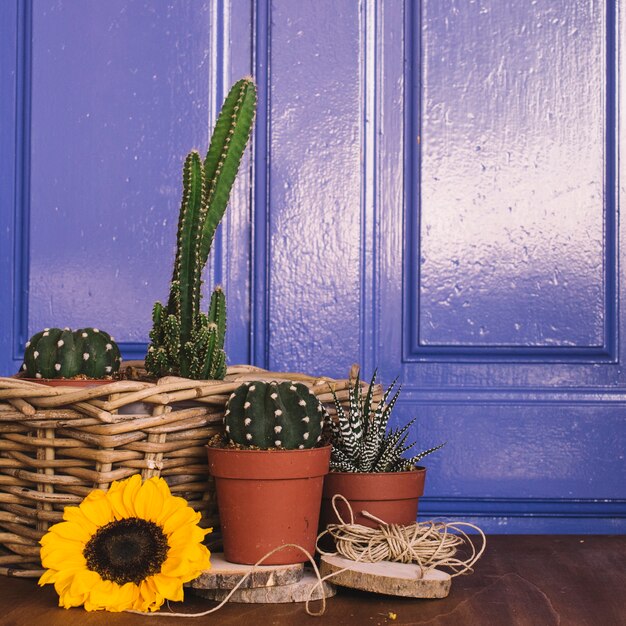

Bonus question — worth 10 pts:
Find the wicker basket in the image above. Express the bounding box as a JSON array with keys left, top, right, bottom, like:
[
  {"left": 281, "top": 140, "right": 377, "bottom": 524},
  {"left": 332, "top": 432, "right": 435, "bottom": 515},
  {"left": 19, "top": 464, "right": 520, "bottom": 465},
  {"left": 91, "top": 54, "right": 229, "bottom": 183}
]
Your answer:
[{"left": 0, "top": 362, "right": 378, "bottom": 577}]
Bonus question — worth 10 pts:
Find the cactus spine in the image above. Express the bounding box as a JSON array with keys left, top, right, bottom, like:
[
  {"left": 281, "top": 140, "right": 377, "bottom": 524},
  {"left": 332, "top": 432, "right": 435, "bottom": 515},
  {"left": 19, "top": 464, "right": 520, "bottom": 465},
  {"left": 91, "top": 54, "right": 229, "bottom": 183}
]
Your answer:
[
  {"left": 146, "top": 77, "right": 257, "bottom": 379},
  {"left": 225, "top": 381, "right": 328, "bottom": 449},
  {"left": 21, "top": 328, "right": 121, "bottom": 379}
]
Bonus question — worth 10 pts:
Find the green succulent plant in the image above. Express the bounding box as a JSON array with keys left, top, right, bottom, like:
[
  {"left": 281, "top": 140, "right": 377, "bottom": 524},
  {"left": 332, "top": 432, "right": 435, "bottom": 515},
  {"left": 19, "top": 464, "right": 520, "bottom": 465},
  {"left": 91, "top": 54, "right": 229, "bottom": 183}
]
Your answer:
[
  {"left": 224, "top": 381, "right": 328, "bottom": 449},
  {"left": 146, "top": 77, "right": 257, "bottom": 380},
  {"left": 329, "top": 370, "right": 444, "bottom": 472},
  {"left": 21, "top": 328, "right": 121, "bottom": 379}
]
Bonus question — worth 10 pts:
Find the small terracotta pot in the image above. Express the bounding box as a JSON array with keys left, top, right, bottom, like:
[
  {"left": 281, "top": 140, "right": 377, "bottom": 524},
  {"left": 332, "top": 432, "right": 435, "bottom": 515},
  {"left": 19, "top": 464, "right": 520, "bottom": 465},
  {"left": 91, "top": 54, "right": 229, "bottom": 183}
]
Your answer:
[
  {"left": 320, "top": 467, "right": 426, "bottom": 529},
  {"left": 207, "top": 445, "right": 331, "bottom": 565},
  {"left": 18, "top": 378, "right": 114, "bottom": 388}
]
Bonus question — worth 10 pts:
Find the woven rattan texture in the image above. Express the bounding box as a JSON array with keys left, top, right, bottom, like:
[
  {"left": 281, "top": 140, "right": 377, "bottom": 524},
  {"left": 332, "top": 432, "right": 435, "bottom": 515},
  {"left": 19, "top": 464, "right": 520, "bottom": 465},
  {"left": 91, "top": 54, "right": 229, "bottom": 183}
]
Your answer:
[{"left": 0, "top": 363, "right": 375, "bottom": 577}]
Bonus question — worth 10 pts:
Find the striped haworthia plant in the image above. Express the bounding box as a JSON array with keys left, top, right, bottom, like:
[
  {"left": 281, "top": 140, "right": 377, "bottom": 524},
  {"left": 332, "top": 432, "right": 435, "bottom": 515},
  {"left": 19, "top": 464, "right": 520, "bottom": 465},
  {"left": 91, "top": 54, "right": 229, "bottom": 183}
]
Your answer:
[{"left": 329, "top": 370, "right": 444, "bottom": 473}]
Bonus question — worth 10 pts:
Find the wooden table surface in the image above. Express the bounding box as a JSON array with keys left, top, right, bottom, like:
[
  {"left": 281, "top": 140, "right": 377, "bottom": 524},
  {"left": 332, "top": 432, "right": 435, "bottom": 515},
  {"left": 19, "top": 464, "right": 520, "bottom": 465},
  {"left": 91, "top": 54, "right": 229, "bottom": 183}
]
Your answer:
[{"left": 0, "top": 536, "right": 624, "bottom": 626}]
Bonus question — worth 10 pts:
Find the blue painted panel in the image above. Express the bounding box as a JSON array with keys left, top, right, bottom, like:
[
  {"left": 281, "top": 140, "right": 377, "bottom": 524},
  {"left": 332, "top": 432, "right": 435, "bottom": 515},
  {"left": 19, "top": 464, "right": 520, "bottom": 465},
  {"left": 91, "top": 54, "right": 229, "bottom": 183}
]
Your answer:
[
  {"left": 26, "top": 0, "right": 215, "bottom": 356},
  {"left": 412, "top": 0, "right": 611, "bottom": 352},
  {"left": 265, "top": 0, "right": 363, "bottom": 378},
  {"left": 0, "top": 0, "right": 27, "bottom": 375}
]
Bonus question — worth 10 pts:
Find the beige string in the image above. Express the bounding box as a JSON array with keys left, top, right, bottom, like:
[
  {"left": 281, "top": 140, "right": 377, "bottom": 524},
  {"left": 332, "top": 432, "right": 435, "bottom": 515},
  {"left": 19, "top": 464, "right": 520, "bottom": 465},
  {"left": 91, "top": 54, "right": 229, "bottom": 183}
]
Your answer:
[{"left": 317, "top": 495, "right": 486, "bottom": 578}]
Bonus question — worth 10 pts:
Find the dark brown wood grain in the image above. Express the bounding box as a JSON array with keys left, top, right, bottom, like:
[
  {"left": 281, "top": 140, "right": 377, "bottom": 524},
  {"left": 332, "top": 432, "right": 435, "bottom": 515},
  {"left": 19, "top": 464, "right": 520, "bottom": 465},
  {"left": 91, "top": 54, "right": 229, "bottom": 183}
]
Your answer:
[{"left": 0, "top": 536, "right": 624, "bottom": 626}]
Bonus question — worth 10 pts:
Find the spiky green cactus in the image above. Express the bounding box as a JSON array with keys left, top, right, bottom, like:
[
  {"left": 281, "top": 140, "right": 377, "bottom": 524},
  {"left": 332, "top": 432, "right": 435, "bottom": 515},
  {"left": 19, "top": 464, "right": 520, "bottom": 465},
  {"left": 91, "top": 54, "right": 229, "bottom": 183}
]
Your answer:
[
  {"left": 224, "top": 381, "right": 328, "bottom": 449},
  {"left": 146, "top": 77, "right": 257, "bottom": 380},
  {"left": 21, "top": 328, "right": 121, "bottom": 379},
  {"left": 329, "top": 371, "right": 445, "bottom": 472}
]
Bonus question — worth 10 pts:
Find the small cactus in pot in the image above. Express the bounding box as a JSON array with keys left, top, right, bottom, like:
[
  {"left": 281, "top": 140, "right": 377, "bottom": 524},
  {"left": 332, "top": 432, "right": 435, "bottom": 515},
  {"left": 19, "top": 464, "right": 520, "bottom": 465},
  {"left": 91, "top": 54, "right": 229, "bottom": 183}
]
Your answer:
[
  {"left": 208, "top": 380, "right": 331, "bottom": 565},
  {"left": 224, "top": 381, "right": 328, "bottom": 449},
  {"left": 21, "top": 328, "right": 121, "bottom": 379}
]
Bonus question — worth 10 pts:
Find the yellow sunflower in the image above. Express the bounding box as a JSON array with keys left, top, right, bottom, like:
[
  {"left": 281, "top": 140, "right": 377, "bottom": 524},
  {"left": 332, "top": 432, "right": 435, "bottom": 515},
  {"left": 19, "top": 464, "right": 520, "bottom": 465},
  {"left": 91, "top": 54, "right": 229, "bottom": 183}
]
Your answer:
[{"left": 38, "top": 474, "right": 211, "bottom": 612}]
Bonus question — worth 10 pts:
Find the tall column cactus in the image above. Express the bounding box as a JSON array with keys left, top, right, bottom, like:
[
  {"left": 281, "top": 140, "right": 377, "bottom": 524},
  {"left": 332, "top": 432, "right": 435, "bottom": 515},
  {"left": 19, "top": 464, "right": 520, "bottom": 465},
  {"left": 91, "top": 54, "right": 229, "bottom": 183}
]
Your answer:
[{"left": 146, "top": 78, "right": 257, "bottom": 379}]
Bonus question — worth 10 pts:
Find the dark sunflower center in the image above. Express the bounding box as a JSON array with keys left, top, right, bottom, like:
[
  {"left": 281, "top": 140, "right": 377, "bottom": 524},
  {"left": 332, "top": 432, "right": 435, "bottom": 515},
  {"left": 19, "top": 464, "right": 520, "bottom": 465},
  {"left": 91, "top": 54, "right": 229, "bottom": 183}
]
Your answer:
[{"left": 84, "top": 517, "right": 169, "bottom": 585}]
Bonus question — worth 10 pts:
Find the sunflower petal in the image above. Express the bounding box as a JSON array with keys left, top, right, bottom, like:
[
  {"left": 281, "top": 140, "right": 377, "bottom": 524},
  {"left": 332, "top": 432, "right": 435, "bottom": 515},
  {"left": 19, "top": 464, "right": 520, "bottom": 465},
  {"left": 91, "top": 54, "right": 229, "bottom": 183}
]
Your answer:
[
  {"left": 79, "top": 490, "right": 114, "bottom": 527},
  {"left": 38, "top": 568, "right": 57, "bottom": 586},
  {"left": 134, "top": 578, "right": 163, "bottom": 612},
  {"left": 106, "top": 479, "right": 130, "bottom": 520},
  {"left": 62, "top": 506, "right": 97, "bottom": 534},
  {"left": 69, "top": 568, "right": 101, "bottom": 598},
  {"left": 162, "top": 505, "right": 201, "bottom": 537},
  {"left": 40, "top": 546, "right": 86, "bottom": 571},
  {"left": 121, "top": 473, "right": 143, "bottom": 517},
  {"left": 152, "top": 573, "right": 184, "bottom": 602},
  {"left": 48, "top": 520, "right": 91, "bottom": 544},
  {"left": 134, "top": 477, "right": 163, "bottom": 522}
]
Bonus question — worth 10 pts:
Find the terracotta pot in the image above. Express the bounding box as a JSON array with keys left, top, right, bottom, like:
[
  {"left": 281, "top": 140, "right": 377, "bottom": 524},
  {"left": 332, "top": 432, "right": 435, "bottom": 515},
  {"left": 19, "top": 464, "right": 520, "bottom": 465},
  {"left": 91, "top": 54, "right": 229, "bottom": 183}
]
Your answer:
[
  {"left": 320, "top": 467, "right": 426, "bottom": 529},
  {"left": 207, "top": 445, "right": 331, "bottom": 565}
]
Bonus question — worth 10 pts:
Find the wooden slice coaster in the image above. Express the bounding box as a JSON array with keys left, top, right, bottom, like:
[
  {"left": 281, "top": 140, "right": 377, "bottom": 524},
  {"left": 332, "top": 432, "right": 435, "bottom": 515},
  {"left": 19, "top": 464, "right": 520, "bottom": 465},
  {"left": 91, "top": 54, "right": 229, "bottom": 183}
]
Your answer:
[
  {"left": 192, "top": 570, "right": 336, "bottom": 604},
  {"left": 189, "top": 553, "right": 304, "bottom": 590},
  {"left": 320, "top": 554, "right": 451, "bottom": 598}
]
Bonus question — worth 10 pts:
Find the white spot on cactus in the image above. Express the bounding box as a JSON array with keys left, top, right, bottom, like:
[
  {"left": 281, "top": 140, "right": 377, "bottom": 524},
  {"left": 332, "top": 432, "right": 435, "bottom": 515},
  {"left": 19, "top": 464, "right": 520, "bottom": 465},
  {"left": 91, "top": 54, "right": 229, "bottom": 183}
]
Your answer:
[
  {"left": 25, "top": 341, "right": 30, "bottom": 348},
  {"left": 299, "top": 400, "right": 306, "bottom": 407},
  {"left": 81, "top": 333, "right": 88, "bottom": 338},
  {"left": 43, "top": 332, "right": 49, "bottom": 337},
  {"left": 93, "top": 329, "right": 100, "bottom": 333},
  {"left": 299, "top": 444, "right": 304, "bottom": 449},
  {"left": 225, "top": 425, "right": 230, "bottom": 433},
  {"left": 64, "top": 327, "right": 70, "bottom": 331},
  {"left": 245, "top": 382, "right": 251, "bottom": 386},
  {"left": 317, "top": 405, "right": 323, "bottom": 412},
  {"left": 35, "top": 373, "right": 42, "bottom": 379},
  {"left": 271, "top": 393, "right": 278, "bottom": 400},
  {"left": 44, "top": 328, "right": 50, "bottom": 332},
  {"left": 302, "top": 417, "right": 310, "bottom": 423},
  {"left": 290, "top": 385, "right": 297, "bottom": 391},
  {"left": 21, "top": 364, "right": 26, "bottom": 371},
  {"left": 83, "top": 353, "right": 90, "bottom": 360},
  {"left": 303, "top": 433, "right": 310, "bottom": 440},
  {"left": 105, "top": 366, "right": 112, "bottom": 373},
  {"left": 320, "top": 421, "right": 325, "bottom": 427},
  {"left": 225, "top": 409, "right": 230, "bottom": 416},
  {"left": 33, "top": 351, "right": 39, "bottom": 359},
  {"left": 110, "top": 336, "right": 115, "bottom": 341},
  {"left": 148, "top": 346, "right": 154, "bottom": 352},
  {"left": 274, "top": 440, "right": 281, "bottom": 447},
  {"left": 244, "top": 402, "right": 251, "bottom": 409},
  {"left": 246, "top": 433, "right": 252, "bottom": 441},
  {"left": 249, "top": 385, "right": 256, "bottom": 391},
  {"left": 244, "top": 418, "right": 251, "bottom": 426},
  {"left": 229, "top": 393, "right": 236, "bottom": 400},
  {"left": 105, "top": 344, "right": 112, "bottom": 351},
  {"left": 275, "top": 409, "right": 282, "bottom": 417},
  {"left": 54, "top": 364, "right": 61, "bottom": 371},
  {"left": 57, "top": 340, "right": 64, "bottom": 347},
  {"left": 274, "top": 426, "right": 282, "bottom": 433}
]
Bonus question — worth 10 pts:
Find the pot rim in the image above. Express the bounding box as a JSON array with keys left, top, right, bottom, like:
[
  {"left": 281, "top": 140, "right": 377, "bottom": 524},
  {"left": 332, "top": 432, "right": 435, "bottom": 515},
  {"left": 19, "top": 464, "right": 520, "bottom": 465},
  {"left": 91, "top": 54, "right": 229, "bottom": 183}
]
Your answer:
[{"left": 207, "top": 443, "right": 331, "bottom": 480}]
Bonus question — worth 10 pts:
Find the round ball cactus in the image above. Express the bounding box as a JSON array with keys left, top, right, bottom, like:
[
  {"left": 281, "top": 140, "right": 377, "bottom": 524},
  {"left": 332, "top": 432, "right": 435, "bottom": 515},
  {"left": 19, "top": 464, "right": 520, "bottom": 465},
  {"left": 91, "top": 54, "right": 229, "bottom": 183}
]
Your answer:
[
  {"left": 224, "top": 381, "right": 327, "bottom": 449},
  {"left": 21, "top": 328, "right": 121, "bottom": 379}
]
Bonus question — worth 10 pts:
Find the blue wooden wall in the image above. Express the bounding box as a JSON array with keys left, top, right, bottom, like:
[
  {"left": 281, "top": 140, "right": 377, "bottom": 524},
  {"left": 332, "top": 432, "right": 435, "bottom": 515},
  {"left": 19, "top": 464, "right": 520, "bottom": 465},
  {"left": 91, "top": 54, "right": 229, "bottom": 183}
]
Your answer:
[{"left": 0, "top": 0, "right": 624, "bottom": 532}]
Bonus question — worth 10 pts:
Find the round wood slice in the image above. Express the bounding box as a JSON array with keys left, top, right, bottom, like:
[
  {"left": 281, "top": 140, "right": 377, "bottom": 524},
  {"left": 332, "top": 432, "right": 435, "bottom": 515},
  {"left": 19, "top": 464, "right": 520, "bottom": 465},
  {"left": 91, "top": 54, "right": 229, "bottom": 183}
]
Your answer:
[
  {"left": 192, "top": 571, "right": 336, "bottom": 603},
  {"left": 188, "top": 553, "right": 304, "bottom": 590},
  {"left": 319, "top": 554, "right": 451, "bottom": 598}
]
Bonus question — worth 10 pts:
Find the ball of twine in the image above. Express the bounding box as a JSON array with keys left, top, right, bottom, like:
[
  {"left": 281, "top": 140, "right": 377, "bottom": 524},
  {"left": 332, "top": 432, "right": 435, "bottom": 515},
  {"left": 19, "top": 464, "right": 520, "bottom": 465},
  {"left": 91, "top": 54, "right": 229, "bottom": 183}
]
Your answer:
[{"left": 318, "top": 494, "right": 487, "bottom": 577}]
